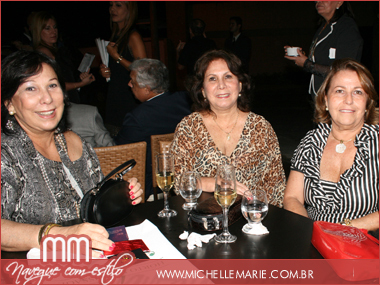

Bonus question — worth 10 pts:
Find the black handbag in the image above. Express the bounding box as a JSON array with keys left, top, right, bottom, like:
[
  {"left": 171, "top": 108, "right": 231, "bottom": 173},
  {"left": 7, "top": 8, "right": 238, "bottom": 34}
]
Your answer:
[
  {"left": 80, "top": 159, "right": 136, "bottom": 228},
  {"left": 189, "top": 195, "right": 243, "bottom": 231}
]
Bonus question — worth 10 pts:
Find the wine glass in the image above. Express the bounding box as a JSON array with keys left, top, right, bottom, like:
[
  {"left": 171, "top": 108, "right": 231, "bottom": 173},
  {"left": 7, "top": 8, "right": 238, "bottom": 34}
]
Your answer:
[
  {"left": 156, "top": 153, "right": 177, "bottom": 217},
  {"left": 214, "top": 164, "right": 237, "bottom": 243},
  {"left": 241, "top": 189, "right": 268, "bottom": 234},
  {"left": 179, "top": 171, "right": 202, "bottom": 210}
]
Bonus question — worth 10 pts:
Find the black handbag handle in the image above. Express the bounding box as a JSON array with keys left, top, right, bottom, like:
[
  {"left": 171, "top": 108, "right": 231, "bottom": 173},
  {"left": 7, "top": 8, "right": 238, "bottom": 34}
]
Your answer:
[{"left": 97, "top": 159, "right": 136, "bottom": 189}]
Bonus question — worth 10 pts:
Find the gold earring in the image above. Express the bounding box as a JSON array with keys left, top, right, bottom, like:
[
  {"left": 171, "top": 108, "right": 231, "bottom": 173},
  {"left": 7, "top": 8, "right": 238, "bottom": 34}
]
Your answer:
[{"left": 9, "top": 111, "right": 15, "bottom": 115}]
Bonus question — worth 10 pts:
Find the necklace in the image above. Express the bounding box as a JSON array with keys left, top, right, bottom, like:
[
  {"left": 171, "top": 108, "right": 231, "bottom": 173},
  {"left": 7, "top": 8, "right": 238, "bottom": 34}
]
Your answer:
[
  {"left": 36, "top": 133, "right": 80, "bottom": 221},
  {"left": 330, "top": 132, "right": 354, "bottom": 154},
  {"left": 213, "top": 111, "right": 239, "bottom": 141}
]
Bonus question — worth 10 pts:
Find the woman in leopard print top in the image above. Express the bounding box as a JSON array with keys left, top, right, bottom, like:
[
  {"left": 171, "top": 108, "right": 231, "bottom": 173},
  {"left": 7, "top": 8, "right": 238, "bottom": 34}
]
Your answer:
[{"left": 171, "top": 50, "right": 285, "bottom": 207}]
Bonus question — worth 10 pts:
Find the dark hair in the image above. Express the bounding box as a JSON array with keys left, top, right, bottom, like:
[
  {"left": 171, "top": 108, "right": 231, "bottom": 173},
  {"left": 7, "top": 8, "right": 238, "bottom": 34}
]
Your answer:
[
  {"left": 130, "top": 58, "right": 169, "bottom": 94},
  {"left": 188, "top": 49, "right": 251, "bottom": 114},
  {"left": 315, "top": 58, "right": 378, "bottom": 125},
  {"left": 190, "top": 19, "right": 206, "bottom": 36},
  {"left": 230, "top": 16, "right": 243, "bottom": 31},
  {"left": 1, "top": 50, "right": 69, "bottom": 135}
]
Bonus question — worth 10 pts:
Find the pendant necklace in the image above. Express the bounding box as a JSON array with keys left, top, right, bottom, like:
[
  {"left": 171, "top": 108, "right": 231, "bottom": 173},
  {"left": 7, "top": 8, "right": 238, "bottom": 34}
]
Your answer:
[
  {"left": 213, "top": 110, "right": 239, "bottom": 141},
  {"left": 330, "top": 131, "right": 354, "bottom": 154}
]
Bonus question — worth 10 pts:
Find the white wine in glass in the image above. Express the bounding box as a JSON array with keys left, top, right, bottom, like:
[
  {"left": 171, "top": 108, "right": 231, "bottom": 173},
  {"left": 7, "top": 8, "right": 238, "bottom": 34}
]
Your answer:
[
  {"left": 156, "top": 153, "right": 177, "bottom": 217},
  {"left": 215, "top": 187, "right": 237, "bottom": 208},
  {"left": 214, "top": 164, "right": 237, "bottom": 243},
  {"left": 156, "top": 171, "right": 174, "bottom": 193}
]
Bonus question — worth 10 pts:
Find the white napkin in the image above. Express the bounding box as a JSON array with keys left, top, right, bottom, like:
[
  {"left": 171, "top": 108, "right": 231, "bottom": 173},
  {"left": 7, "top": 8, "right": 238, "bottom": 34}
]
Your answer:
[
  {"left": 243, "top": 223, "right": 269, "bottom": 235},
  {"left": 126, "top": 220, "right": 186, "bottom": 259},
  {"left": 179, "top": 231, "right": 216, "bottom": 250}
]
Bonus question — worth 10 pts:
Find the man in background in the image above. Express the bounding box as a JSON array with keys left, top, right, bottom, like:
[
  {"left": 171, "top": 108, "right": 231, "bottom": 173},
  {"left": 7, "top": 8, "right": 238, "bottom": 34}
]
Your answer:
[
  {"left": 114, "top": 59, "right": 192, "bottom": 201},
  {"left": 177, "top": 18, "right": 216, "bottom": 75},
  {"left": 224, "top": 16, "right": 252, "bottom": 73}
]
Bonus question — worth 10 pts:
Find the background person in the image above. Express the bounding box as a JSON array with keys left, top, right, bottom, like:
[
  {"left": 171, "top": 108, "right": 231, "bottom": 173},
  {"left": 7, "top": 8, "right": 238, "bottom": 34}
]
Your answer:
[
  {"left": 284, "top": 58, "right": 378, "bottom": 232},
  {"left": 284, "top": 1, "right": 363, "bottom": 99},
  {"left": 100, "top": 1, "right": 147, "bottom": 128},
  {"left": 224, "top": 16, "right": 252, "bottom": 74},
  {"left": 67, "top": 103, "right": 115, "bottom": 148},
  {"left": 32, "top": 11, "right": 95, "bottom": 103},
  {"left": 1, "top": 50, "right": 142, "bottom": 255},
  {"left": 114, "top": 58, "right": 192, "bottom": 201},
  {"left": 171, "top": 50, "right": 285, "bottom": 207},
  {"left": 177, "top": 18, "right": 217, "bottom": 75}
]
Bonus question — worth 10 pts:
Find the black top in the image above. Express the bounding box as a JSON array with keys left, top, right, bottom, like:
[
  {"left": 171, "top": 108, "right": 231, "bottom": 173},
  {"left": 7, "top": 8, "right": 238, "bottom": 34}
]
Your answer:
[
  {"left": 224, "top": 33, "right": 252, "bottom": 73},
  {"left": 114, "top": 91, "right": 192, "bottom": 199},
  {"left": 178, "top": 35, "right": 217, "bottom": 74},
  {"left": 106, "top": 34, "right": 140, "bottom": 127},
  {"left": 307, "top": 14, "right": 363, "bottom": 96}
]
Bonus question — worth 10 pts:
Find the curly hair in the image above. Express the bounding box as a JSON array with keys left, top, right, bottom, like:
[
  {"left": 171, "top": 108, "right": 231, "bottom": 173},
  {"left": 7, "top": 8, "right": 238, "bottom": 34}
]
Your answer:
[
  {"left": 187, "top": 49, "right": 252, "bottom": 114},
  {"left": 1, "top": 50, "right": 69, "bottom": 135},
  {"left": 315, "top": 58, "right": 378, "bottom": 125}
]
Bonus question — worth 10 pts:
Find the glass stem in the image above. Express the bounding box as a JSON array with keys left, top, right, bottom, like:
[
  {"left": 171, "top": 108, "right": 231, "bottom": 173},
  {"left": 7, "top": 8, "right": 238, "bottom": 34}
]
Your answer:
[
  {"left": 163, "top": 191, "right": 170, "bottom": 211},
  {"left": 222, "top": 207, "right": 229, "bottom": 235}
]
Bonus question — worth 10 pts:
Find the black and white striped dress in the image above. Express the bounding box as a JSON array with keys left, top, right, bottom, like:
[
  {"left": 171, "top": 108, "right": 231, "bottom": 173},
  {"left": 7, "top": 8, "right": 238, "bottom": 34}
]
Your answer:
[{"left": 291, "top": 123, "right": 379, "bottom": 223}]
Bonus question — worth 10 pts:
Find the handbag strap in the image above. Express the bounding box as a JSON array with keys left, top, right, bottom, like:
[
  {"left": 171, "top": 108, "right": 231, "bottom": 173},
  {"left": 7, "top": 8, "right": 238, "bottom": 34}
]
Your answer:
[{"left": 97, "top": 159, "right": 136, "bottom": 188}]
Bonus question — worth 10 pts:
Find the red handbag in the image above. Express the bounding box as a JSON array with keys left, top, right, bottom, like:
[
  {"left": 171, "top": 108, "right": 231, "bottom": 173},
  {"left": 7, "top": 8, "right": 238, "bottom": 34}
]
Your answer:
[
  {"left": 311, "top": 221, "right": 379, "bottom": 281},
  {"left": 311, "top": 221, "right": 379, "bottom": 259}
]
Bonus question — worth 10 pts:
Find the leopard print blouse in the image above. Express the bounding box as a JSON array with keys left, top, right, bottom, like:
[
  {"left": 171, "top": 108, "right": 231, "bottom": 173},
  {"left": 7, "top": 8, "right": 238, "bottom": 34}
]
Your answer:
[{"left": 171, "top": 112, "right": 285, "bottom": 207}]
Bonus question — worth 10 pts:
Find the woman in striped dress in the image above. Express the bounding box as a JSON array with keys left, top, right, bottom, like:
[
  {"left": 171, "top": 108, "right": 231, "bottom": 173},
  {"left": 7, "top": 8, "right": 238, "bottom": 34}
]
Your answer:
[{"left": 284, "top": 58, "right": 378, "bottom": 231}]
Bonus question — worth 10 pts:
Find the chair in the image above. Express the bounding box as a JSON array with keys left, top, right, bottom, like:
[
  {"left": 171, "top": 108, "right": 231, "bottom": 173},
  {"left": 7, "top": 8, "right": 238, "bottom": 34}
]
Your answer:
[
  {"left": 94, "top": 142, "right": 147, "bottom": 203},
  {"left": 159, "top": 140, "right": 172, "bottom": 154},
  {"left": 150, "top": 133, "right": 175, "bottom": 200}
]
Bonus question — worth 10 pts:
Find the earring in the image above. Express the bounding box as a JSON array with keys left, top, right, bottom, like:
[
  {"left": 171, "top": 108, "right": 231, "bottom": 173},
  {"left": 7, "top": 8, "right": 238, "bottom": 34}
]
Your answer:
[
  {"left": 238, "top": 93, "right": 241, "bottom": 97},
  {"left": 325, "top": 107, "right": 329, "bottom": 111},
  {"left": 9, "top": 111, "right": 15, "bottom": 115}
]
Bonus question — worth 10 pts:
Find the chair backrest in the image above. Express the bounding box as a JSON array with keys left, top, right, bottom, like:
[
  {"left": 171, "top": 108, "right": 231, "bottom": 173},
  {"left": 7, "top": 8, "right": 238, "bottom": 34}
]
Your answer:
[
  {"left": 159, "top": 141, "right": 172, "bottom": 154},
  {"left": 94, "top": 141, "right": 147, "bottom": 203},
  {"left": 150, "top": 133, "right": 174, "bottom": 189}
]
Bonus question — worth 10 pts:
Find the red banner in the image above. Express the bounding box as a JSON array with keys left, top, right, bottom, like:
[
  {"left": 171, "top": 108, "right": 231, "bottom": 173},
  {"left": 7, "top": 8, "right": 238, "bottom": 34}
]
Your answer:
[{"left": 1, "top": 255, "right": 379, "bottom": 284}]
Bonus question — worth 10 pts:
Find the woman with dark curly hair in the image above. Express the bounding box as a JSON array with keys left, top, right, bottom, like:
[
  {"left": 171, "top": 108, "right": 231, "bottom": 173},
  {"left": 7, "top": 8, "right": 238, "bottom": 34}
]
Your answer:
[
  {"left": 284, "top": 58, "right": 378, "bottom": 231},
  {"left": 171, "top": 50, "right": 286, "bottom": 207}
]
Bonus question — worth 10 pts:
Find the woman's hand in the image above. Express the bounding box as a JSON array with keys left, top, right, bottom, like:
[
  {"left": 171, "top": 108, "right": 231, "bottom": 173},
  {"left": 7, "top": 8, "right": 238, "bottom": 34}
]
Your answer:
[
  {"left": 50, "top": 222, "right": 114, "bottom": 258},
  {"left": 284, "top": 46, "right": 307, "bottom": 67},
  {"left": 128, "top": 177, "right": 143, "bottom": 205},
  {"left": 79, "top": 71, "right": 95, "bottom": 86},
  {"left": 236, "top": 181, "right": 249, "bottom": 196},
  {"left": 176, "top": 40, "right": 185, "bottom": 53},
  {"left": 106, "top": 42, "right": 119, "bottom": 60},
  {"left": 100, "top": 63, "right": 111, "bottom": 79}
]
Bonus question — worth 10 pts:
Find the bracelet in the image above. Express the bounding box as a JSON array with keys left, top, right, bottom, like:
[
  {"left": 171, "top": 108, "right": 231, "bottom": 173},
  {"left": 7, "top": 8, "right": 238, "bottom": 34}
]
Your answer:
[
  {"left": 116, "top": 55, "right": 123, "bottom": 64},
  {"left": 339, "top": 218, "right": 352, "bottom": 227},
  {"left": 38, "top": 223, "right": 62, "bottom": 245}
]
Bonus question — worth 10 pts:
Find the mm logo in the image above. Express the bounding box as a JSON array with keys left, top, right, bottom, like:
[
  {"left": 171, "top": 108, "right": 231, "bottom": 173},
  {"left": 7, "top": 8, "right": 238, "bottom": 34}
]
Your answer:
[{"left": 40, "top": 234, "right": 92, "bottom": 262}]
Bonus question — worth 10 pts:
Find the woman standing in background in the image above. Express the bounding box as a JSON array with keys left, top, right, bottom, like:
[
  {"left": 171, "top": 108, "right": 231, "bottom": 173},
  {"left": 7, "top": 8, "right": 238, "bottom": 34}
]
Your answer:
[
  {"left": 285, "top": 1, "right": 363, "bottom": 99},
  {"left": 32, "top": 11, "right": 95, "bottom": 103},
  {"left": 100, "top": 1, "right": 147, "bottom": 128}
]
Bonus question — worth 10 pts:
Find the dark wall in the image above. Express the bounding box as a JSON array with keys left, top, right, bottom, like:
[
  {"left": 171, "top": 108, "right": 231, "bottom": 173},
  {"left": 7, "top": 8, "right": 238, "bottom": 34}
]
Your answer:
[
  {"left": 2, "top": 1, "right": 378, "bottom": 81},
  {"left": 166, "top": 1, "right": 379, "bottom": 77}
]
